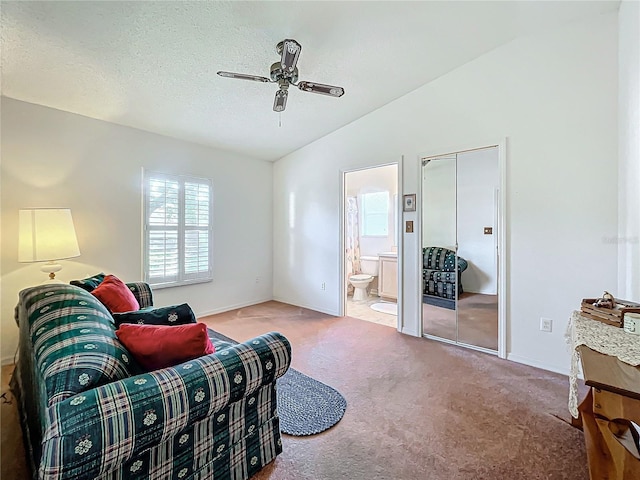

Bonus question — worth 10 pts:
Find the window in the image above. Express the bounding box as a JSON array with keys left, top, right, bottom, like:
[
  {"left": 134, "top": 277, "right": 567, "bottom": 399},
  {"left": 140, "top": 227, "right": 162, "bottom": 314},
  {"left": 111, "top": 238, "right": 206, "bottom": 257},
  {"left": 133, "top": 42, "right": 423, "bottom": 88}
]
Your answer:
[
  {"left": 361, "top": 191, "right": 389, "bottom": 236},
  {"left": 143, "top": 171, "right": 213, "bottom": 288}
]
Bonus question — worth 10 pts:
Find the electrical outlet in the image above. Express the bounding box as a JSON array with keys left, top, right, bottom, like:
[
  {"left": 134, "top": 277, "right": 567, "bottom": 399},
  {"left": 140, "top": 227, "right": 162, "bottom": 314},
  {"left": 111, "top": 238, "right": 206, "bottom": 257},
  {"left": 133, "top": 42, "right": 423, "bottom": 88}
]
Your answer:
[
  {"left": 321, "top": 282, "right": 326, "bottom": 291},
  {"left": 540, "top": 318, "right": 552, "bottom": 333},
  {"left": 255, "top": 276, "right": 261, "bottom": 284}
]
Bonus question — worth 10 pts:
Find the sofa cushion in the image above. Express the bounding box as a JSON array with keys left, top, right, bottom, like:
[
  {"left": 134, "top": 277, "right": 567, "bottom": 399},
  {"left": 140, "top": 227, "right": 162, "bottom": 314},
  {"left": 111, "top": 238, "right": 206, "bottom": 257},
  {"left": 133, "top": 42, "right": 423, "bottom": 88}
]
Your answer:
[
  {"left": 91, "top": 275, "right": 140, "bottom": 313},
  {"left": 423, "top": 247, "right": 452, "bottom": 271},
  {"left": 112, "top": 303, "right": 196, "bottom": 328},
  {"left": 116, "top": 323, "right": 215, "bottom": 371},
  {"left": 70, "top": 273, "right": 105, "bottom": 292},
  {"left": 21, "top": 284, "right": 134, "bottom": 406}
]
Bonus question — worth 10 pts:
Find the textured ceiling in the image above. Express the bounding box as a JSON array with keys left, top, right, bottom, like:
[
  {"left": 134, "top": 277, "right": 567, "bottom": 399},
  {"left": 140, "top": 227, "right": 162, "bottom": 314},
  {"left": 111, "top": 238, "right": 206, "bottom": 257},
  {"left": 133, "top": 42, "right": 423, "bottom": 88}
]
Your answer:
[{"left": 1, "top": 1, "right": 618, "bottom": 161}]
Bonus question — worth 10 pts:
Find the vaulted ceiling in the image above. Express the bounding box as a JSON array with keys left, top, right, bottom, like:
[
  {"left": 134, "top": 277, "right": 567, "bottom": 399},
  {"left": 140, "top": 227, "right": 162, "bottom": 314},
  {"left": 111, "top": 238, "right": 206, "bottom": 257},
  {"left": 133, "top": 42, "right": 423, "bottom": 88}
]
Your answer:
[{"left": 1, "top": 1, "right": 618, "bottom": 161}]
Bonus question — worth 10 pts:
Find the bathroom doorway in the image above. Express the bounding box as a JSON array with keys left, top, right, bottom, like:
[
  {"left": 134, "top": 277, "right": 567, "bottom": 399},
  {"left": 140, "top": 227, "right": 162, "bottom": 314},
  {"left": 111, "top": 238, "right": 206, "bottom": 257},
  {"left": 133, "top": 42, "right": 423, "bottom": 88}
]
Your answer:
[{"left": 341, "top": 163, "right": 400, "bottom": 328}]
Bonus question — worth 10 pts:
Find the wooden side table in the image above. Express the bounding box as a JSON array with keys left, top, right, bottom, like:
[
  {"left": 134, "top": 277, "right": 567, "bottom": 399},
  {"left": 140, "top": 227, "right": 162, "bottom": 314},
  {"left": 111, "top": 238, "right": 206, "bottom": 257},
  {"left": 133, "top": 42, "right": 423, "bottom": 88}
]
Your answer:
[{"left": 576, "top": 345, "right": 640, "bottom": 479}]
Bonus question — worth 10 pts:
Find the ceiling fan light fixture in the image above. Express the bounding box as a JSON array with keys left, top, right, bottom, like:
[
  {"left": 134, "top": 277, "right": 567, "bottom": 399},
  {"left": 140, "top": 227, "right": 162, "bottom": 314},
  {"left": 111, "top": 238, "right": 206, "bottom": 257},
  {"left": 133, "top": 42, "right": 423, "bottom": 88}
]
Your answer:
[
  {"left": 273, "top": 88, "right": 288, "bottom": 112},
  {"left": 280, "top": 39, "right": 302, "bottom": 73}
]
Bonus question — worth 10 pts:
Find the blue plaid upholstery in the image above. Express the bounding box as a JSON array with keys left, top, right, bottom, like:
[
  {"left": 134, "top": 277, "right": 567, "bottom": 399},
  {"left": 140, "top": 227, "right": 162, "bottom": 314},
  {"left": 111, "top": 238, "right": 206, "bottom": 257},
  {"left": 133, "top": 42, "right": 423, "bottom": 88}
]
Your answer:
[
  {"left": 11, "top": 283, "right": 290, "bottom": 480},
  {"left": 126, "top": 282, "right": 154, "bottom": 309},
  {"left": 23, "top": 284, "right": 133, "bottom": 406},
  {"left": 422, "top": 247, "right": 468, "bottom": 299}
]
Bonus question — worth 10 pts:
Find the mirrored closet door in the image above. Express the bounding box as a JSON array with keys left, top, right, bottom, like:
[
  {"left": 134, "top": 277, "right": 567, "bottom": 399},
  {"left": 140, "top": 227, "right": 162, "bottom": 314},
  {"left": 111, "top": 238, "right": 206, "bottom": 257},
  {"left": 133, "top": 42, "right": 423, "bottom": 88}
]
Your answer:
[{"left": 422, "top": 147, "right": 499, "bottom": 352}]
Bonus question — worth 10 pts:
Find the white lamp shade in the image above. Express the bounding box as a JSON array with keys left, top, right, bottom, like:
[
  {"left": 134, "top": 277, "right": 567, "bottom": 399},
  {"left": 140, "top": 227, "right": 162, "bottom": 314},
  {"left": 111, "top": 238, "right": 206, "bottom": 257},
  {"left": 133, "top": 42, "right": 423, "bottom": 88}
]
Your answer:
[{"left": 18, "top": 209, "right": 81, "bottom": 263}]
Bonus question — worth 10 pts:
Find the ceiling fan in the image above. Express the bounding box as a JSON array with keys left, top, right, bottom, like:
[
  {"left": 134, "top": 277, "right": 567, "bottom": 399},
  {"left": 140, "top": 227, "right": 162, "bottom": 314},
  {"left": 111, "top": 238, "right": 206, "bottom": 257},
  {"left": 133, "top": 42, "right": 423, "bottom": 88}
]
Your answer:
[{"left": 217, "top": 39, "right": 345, "bottom": 112}]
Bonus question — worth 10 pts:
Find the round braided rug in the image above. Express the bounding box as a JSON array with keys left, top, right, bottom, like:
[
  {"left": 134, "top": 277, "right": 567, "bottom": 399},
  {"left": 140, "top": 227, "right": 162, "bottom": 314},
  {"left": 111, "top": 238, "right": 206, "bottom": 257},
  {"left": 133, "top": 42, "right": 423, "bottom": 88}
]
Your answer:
[
  {"left": 207, "top": 328, "right": 346, "bottom": 436},
  {"left": 277, "top": 368, "right": 347, "bottom": 436}
]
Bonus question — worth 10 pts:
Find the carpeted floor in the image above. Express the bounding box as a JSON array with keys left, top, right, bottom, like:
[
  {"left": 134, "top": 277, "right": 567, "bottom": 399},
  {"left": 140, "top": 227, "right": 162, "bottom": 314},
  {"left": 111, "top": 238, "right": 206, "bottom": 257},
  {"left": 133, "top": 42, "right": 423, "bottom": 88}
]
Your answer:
[
  {"left": 200, "top": 301, "right": 588, "bottom": 480},
  {"left": 2, "top": 300, "right": 588, "bottom": 479},
  {"left": 424, "top": 292, "right": 499, "bottom": 350}
]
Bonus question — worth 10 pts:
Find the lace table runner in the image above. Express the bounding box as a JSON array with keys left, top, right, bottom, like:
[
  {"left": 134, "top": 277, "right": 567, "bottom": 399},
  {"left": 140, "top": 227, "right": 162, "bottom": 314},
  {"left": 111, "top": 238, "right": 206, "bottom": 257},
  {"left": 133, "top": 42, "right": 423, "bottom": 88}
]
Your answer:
[{"left": 567, "top": 311, "right": 640, "bottom": 417}]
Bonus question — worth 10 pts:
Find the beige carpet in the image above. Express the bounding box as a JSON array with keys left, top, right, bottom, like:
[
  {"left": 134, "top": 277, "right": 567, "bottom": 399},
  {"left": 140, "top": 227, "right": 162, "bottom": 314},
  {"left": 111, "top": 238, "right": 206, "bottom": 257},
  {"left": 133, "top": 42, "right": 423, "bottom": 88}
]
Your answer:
[
  {"left": 424, "top": 292, "right": 499, "bottom": 350},
  {"left": 2, "top": 300, "right": 587, "bottom": 480}
]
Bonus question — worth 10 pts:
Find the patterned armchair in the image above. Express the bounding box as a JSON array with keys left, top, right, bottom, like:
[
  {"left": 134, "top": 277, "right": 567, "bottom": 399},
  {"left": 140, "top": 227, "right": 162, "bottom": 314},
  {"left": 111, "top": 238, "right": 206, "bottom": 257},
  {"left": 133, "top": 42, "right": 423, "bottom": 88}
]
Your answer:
[
  {"left": 422, "top": 247, "right": 468, "bottom": 299},
  {"left": 11, "top": 282, "right": 290, "bottom": 480}
]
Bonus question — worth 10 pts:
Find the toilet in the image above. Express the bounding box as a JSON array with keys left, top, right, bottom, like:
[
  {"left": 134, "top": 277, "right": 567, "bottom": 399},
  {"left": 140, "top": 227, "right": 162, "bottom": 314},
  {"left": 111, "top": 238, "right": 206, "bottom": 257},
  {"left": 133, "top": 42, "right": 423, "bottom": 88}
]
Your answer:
[{"left": 349, "top": 255, "right": 379, "bottom": 301}]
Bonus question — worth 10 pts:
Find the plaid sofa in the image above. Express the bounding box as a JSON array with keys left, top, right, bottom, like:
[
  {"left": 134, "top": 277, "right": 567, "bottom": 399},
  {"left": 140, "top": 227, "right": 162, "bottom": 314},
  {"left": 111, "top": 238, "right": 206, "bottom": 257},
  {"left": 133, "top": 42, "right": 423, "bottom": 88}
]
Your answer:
[
  {"left": 422, "top": 247, "right": 468, "bottom": 300},
  {"left": 11, "top": 282, "right": 291, "bottom": 480}
]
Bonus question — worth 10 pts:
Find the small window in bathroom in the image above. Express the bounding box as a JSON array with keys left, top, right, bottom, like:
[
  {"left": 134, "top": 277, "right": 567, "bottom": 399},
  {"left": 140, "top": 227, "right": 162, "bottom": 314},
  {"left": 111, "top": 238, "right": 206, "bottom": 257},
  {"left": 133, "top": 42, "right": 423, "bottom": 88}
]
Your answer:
[{"left": 361, "top": 191, "right": 389, "bottom": 236}]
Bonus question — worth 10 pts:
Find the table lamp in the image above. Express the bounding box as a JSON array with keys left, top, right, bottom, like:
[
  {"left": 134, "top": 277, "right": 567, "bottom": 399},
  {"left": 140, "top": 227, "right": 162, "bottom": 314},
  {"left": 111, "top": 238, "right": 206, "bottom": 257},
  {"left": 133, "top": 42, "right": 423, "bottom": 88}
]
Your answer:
[{"left": 18, "top": 208, "right": 81, "bottom": 282}]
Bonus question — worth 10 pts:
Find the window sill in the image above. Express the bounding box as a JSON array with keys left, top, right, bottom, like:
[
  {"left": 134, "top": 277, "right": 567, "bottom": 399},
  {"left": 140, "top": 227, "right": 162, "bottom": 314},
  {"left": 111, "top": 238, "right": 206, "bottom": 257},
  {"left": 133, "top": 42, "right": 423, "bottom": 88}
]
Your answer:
[{"left": 148, "top": 278, "right": 213, "bottom": 289}]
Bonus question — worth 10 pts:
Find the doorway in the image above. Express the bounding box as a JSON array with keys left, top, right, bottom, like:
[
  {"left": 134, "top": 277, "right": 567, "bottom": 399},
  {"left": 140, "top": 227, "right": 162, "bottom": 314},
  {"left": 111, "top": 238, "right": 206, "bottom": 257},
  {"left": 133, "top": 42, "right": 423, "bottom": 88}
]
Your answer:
[
  {"left": 421, "top": 145, "right": 503, "bottom": 353},
  {"left": 342, "top": 163, "right": 399, "bottom": 328}
]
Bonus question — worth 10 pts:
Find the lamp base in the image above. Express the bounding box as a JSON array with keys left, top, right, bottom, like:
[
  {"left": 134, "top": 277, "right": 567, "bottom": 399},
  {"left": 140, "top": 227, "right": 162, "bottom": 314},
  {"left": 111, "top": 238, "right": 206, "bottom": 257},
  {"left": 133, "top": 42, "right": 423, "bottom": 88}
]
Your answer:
[{"left": 40, "top": 261, "right": 63, "bottom": 283}]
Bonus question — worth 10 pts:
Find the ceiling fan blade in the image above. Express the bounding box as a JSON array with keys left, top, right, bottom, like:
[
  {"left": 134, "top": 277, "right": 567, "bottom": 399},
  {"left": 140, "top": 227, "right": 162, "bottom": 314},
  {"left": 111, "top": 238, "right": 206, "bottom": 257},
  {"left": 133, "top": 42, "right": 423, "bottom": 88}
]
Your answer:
[
  {"left": 273, "top": 88, "right": 288, "bottom": 112},
  {"left": 297, "top": 81, "right": 345, "bottom": 98},
  {"left": 217, "top": 71, "right": 271, "bottom": 83},
  {"left": 280, "top": 39, "right": 301, "bottom": 74}
]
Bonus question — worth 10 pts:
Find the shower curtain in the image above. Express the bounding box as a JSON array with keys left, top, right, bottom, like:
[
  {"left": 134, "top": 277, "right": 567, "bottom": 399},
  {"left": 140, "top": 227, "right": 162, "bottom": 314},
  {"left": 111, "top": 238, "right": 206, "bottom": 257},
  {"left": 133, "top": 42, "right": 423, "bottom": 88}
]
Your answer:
[{"left": 346, "top": 196, "right": 361, "bottom": 295}]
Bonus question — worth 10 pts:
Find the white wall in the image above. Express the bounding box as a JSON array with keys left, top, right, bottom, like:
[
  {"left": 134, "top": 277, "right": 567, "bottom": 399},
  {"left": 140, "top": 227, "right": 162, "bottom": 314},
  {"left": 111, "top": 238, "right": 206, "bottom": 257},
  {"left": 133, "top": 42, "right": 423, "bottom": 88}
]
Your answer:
[
  {"left": 456, "top": 148, "right": 499, "bottom": 295},
  {"left": 0, "top": 98, "right": 273, "bottom": 363},
  {"left": 618, "top": 1, "right": 640, "bottom": 302},
  {"left": 346, "top": 164, "right": 398, "bottom": 257},
  {"left": 273, "top": 13, "right": 618, "bottom": 374}
]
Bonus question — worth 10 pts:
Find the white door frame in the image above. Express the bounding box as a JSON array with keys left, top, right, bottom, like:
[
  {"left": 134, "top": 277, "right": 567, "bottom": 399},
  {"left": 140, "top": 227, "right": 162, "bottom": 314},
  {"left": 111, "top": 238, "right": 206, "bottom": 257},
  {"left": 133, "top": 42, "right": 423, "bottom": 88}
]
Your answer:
[
  {"left": 339, "top": 160, "right": 402, "bottom": 332},
  {"left": 417, "top": 139, "right": 507, "bottom": 358}
]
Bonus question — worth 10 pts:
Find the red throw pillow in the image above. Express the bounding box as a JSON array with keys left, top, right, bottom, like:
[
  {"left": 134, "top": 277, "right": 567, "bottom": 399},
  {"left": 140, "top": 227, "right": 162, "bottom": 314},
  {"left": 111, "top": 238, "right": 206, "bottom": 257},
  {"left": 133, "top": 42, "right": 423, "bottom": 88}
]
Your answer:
[
  {"left": 91, "top": 275, "right": 140, "bottom": 313},
  {"left": 115, "top": 323, "right": 215, "bottom": 371}
]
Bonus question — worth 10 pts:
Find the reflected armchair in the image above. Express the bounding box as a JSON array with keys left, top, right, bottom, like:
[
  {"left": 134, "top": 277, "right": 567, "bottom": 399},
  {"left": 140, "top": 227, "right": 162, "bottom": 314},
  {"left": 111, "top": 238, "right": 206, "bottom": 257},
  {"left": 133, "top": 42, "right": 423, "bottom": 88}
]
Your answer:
[{"left": 422, "top": 247, "right": 468, "bottom": 300}]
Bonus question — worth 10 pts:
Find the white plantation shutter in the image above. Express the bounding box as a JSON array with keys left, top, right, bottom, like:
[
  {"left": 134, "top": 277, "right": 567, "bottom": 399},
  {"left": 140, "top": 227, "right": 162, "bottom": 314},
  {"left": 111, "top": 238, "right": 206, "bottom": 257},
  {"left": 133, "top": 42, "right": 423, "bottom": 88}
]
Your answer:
[
  {"left": 184, "top": 181, "right": 210, "bottom": 280},
  {"left": 144, "top": 172, "right": 213, "bottom": 287}
]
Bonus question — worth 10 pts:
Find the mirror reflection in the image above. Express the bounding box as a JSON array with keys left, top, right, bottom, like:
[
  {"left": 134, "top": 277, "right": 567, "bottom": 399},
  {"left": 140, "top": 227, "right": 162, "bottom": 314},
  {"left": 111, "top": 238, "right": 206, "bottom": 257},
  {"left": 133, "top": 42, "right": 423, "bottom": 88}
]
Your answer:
[{"left": 422, "top": 147, "right": 499, "bottom": 351}]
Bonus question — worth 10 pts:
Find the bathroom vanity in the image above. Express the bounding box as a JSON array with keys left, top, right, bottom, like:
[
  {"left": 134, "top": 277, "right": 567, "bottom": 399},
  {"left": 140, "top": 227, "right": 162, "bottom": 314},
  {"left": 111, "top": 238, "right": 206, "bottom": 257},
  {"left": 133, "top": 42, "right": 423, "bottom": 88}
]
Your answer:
[{"left": 378, "top": 252, "right": 398, "bottom": 301}]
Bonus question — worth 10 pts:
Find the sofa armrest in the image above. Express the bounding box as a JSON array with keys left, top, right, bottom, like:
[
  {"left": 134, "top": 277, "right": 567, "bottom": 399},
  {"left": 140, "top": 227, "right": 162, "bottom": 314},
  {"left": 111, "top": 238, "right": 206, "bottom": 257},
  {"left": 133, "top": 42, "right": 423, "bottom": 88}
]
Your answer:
[
  {"left": 125, "top": 282, "right": 154, "bottom": 308},
  {"left": 39, "top": 331, "right": 291, "bottom": 479},
  {"left": 457, "top": 257, "right": 468, "bottom": 272}
]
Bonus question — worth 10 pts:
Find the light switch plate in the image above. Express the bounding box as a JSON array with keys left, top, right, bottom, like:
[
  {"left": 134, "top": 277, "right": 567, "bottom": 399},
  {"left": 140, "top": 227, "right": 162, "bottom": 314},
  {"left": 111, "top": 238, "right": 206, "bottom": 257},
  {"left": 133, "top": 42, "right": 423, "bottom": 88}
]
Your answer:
[{"left": 406, "top": 221, "right": 414, "bottom": 233}]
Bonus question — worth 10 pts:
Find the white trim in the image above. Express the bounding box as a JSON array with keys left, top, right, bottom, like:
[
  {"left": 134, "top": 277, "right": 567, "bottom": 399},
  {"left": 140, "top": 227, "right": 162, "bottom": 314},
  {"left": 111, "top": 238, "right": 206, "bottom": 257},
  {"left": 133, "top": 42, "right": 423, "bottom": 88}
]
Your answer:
[
  {"left": 497, "top": 139, "right": 507, "bottom": 359},
  {"left": 507, "top": 353, "right": 571, "bottom": 377},
  {"left": 339, "top": 169, "right": 346, "bottom": 317},
  {"left": 397, "top": 155, "right": 405, "bottom": 333},
  {"left": 196, "top": 297, "right": 274, "bottom": 319},
  {"left": 1, "top": 356, "right": 15, "bottom": 366},
  {"left": 418, "top": 139, "right": 507, "bottom": 357}
]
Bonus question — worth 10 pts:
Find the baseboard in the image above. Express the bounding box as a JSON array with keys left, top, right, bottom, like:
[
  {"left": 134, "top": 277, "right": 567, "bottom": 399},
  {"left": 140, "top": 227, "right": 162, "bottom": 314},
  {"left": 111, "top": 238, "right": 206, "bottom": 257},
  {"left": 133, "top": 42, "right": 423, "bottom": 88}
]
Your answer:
[
  {"left": 196, "top": 297, "right": 273, "bottom": 319},
  {"left": 465, "top": 290, "right": 497, "bottom": 296},
  {"left": 1, "top": 355, "right": 15, "bottom": 366},
  {"left": 272, "top": 296, "right": 339, "bottom": 317},
  {"left": 507, "top": 353, "right": 571, "bottom": 377}
]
